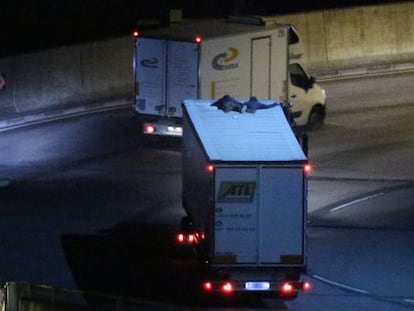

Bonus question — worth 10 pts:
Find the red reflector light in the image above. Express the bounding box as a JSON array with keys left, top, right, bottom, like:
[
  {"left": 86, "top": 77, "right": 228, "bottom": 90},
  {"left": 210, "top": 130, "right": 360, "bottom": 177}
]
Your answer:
[
  {"left": 281, "top": 282, "right": 294, "bottom": 295},
  {"left": 221, "top": 282, "right": 234, "bottom": 294},
  {"left": 176, "top": 233, "right": 185, "bottom": 243},
  {"left": 188, "top": 234, "right": 195, "bottom": 243},
  {"left": 303, "top": 281, "right": 312, "bottom": 291},
  {"left": 304, "top": 163, "right": 312, "bottom": 174},
  {"left": 202, "top": 281, "right": 213, "bottom": 292},
  {"left": 144, "top": 125, "right": 156, "bottom": 134},
  {"left": 176, "top": 233, "right": 198, "bottom": 245},
  {"left": 206, "top": 164, "right": 214, "bottom": 173},
  {"left": 132, "top": 30, "right": 139, "bottom": 37},
  {"left": 194, "top": 35, "right": 202, "bottom": 44}
]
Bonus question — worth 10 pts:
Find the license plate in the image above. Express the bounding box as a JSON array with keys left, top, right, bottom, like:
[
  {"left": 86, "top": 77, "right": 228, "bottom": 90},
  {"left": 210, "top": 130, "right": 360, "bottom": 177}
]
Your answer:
[
  {"left": 245, "top": 282, "right": 270, "bottom": 291},
  {"left": 167, "top": 126, "right": 183, "bottom": 134}
]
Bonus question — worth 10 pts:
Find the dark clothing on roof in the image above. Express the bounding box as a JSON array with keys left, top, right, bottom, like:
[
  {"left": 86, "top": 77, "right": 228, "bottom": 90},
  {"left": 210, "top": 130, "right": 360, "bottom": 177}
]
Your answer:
[{"left": 211, "top": 95, "right": 278, "bottom": 113}]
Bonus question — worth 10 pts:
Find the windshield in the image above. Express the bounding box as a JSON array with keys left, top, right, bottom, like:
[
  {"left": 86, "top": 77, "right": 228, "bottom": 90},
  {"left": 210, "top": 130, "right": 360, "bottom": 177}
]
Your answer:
[{"left": 289, "top": 63, "right": 310, "bottom": 88}]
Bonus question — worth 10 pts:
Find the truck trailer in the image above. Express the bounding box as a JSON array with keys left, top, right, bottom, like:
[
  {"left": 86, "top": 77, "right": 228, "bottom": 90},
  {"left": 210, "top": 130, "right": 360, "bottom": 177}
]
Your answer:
[
  {"left": 178, "top": 98, "right": 311, "bottom": 298},
  {"left": 133, "top": 16, "right": 326, "bottom": 137}
]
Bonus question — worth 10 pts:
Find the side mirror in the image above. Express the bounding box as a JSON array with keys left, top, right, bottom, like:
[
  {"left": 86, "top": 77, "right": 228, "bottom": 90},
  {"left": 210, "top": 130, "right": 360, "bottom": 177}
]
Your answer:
[
  {"left": 304, "top": 76, "right": 315, "bottom": 92},
  {"left": 309, "top": 76, "right": 315, "bottom": 85},
  {"left": 291, "top": 111, "right": 302, "bottom": 119}
]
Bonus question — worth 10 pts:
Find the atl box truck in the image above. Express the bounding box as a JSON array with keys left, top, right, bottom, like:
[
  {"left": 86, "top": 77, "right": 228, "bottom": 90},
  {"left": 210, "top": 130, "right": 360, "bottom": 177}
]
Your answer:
[
  {"left": 178, "top": 98, "right": 311, "bottom": 298},
  {"left": 133, "top": 16, "right": 326, "bottom": 137}
]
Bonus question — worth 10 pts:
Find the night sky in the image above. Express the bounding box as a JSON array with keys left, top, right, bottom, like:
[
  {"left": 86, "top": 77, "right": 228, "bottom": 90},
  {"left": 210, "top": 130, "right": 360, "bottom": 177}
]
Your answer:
[{"left": 0, "top": 0, "right": 409, "bottom": 57}]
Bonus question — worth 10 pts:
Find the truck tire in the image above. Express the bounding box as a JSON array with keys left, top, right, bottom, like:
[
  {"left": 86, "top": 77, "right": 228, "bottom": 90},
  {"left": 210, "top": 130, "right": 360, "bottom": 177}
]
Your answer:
[{"left": 307, "top": 105, "right": 325, "bottom": 131}]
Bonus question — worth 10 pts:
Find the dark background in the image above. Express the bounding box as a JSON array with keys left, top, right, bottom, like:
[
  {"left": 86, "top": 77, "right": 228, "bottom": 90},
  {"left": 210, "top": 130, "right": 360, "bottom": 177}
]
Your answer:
[{"left": 0, "top": 0, "right": 409, "bottom": 57}]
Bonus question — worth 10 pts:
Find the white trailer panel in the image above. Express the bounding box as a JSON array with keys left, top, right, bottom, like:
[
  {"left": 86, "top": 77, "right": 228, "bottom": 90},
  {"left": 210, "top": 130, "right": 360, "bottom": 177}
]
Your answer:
[
  {"left": 199, "top": 28, "right": 288, "bottom": 101},
  {"left": 200, "top": 35, "right": 251, "bottom": 99},
  {"left": 252, "top": 37, "right": 271, "bottom": 98},
  {"left": 214, "top": 167, "right": 258, "bottom": 264},
  {"left": 214, "top": 166, "right": 305, "bottom": 266},
  {"left": 167, "top": 41, "right": 199, "bottom": 117},
  {"left": 135, "top": 38, "right": 166, "bottom": 116},
  {"left": 135, "top": 38, "right": 198, "bottom": 117},
  {"left": 183, "top": 99, "right": 306, "bottom": 162},
  {"left": 258, "top": 167, "right": 304, "bottom": 264}
]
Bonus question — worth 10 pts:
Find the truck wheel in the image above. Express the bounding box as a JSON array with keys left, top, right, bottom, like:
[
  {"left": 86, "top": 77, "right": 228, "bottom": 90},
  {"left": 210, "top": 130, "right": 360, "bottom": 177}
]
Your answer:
[{"left": 307, "top": 106, "right": 325, "bottom": 131}]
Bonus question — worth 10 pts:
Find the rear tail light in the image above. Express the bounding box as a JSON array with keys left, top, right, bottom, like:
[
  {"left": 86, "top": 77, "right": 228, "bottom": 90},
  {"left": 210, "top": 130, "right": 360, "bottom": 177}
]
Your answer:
[
  {"left": 206, "top": 164, "right": 214, "bottom": 173},
  {"left": 304, "top": 163, "right": 313, "bottom": 174},
  {"left": 221, "top": 282, "right": 234, "bottom": 295},
  {"left": 202, "top": 281, "right": 213, "bottom": 292},
  {"left": 176, "top": 233, "right": 185, "bottom": 243},
  {"left": 188, "top": 234, "right": 195, "bottom": 243},
  {"left": 176, "top": 233, "right": 199, "bottom": 245},
  {"left": 201, "top": 281, "right": 234, "bottom": 294},
  {"left": 143, "top": 124, "right": 156, "bottom": 134},
  {"left": 303, "top": 281, "right": 312, "bottom": 291},
  {"left": 281, "top": 282, "right": 295, "bottom": 295}
]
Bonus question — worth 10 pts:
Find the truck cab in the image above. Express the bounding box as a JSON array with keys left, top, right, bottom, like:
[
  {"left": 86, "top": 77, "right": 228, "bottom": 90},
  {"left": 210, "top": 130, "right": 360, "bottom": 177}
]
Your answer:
[
  {"left": 133, "top": 17, "right": 327, "bottom": 136},
  {"left": 288, "top": 62, "right": 326, "bottom": 130}
]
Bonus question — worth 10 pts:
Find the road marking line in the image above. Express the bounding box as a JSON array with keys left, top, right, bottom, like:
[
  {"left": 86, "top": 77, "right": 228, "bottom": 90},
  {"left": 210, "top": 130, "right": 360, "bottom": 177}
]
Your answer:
[
  {"left": 312, "top": 275, "right": 369, "bottom": 294},
  {"left": 329, "top": 192, "right": 385, "bottom": 213}
]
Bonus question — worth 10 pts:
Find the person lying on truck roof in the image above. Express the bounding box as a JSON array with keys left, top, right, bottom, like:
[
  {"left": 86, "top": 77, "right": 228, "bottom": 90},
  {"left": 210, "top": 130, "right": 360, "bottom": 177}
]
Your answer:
[{"left": 211, "top": 95, "right": 278, "bottom": 113}]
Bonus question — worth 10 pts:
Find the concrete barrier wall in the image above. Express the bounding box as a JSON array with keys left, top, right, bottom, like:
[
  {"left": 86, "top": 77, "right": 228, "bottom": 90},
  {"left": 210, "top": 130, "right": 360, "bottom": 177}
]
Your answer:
[
  {"left": 0, "top": 37, "right": 133, "bottom": 114},
  {"left": 1, "top": 2, "right": 414, "bottom": 116},
  {"left": 276, "top": 2, "right": 414, "bottom": 71}
]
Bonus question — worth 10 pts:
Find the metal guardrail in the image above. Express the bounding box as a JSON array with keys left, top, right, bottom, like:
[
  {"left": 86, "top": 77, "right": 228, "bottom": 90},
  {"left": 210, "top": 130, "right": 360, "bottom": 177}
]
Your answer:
[
  {"left": 3, "top": 282, "right": 87, "bottom": 311},
  {"left": 1, "top": 282, "right": 179, "bottom": 311},
  {"left": 0, "top": 100, "right": 131, "bottom": 132},
  {"left": 313, "top": 61, "right": 414, "bottom": 81}
]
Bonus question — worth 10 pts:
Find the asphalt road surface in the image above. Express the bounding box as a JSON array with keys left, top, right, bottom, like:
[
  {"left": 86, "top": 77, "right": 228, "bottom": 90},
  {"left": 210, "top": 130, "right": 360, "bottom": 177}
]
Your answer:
[{"left": 0, "top": 72, "right": 413, "bottom": 310}]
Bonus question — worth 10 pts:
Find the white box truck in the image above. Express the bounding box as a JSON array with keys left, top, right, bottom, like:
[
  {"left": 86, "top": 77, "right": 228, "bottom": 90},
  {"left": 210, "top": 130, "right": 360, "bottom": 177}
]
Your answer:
[
  {"left": 178, "top": 98, "right": 311, "bottom": 298},
  {"left": 133, "top": 16, "right": 326, "bottom": 137}
]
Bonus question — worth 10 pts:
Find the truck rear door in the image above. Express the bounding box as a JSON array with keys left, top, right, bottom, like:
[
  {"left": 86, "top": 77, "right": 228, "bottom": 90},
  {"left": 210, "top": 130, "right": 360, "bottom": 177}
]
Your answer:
[
  {"left": 166, "top": 41, "right": 199, "bottom": 117},
  {"left": 214, "top": 167, "right": 258, "bottom": 264},
  {"left": 258, "top": 167, "right": 305, "bottom": 264},
  {"left": 135, "top": 38, "right": 199, "bottom": 117},
  {"left": 135, "top": 38, "right": 166, "bottom": 116},
  {"left": 214, "top": 166, "right": 305, "bottom": 266},
  {"left": 251, "top": 37, "right": 271, "bottom": 98}
]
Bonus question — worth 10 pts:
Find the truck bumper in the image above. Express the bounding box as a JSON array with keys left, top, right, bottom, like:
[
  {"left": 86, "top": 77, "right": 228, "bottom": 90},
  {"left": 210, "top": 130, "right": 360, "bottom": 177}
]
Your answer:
[
  {"left": 198, "top": 267, "right": 310, "bottom": 298},
  {"left": 142, "top": 119, "right": 183, "bottom": 137},
  {"left": 201, "top": 278, "right": 311, "bottom": 298}
]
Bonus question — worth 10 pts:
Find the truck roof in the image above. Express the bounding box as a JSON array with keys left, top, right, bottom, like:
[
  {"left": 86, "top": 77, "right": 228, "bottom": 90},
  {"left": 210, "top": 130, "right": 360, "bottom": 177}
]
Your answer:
[
  {"left": 139, "top": 18, "right": 283, "bottom": 41},
  {"left": 183, "top": 99, "right": 307, "bottom": 162}
]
